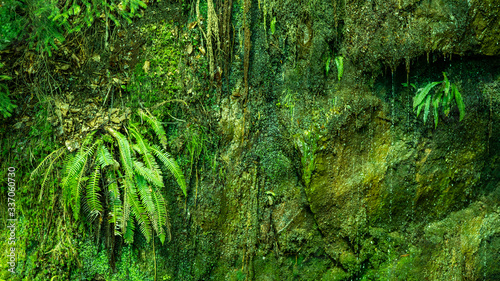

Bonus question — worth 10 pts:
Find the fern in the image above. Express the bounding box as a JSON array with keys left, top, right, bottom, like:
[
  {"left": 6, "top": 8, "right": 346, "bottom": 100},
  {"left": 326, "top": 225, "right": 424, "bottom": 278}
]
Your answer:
[
  {"left": 31, "top": 110, "right": 187, "bottom": 246},
  {"left": 85, "top": 167, "right": 103, "bottom": 221},
  {"left": 335, "top": 56, "right": 344, "bottom": 81},
  {"left": 152, "top": 188, "right": 171, "bottom": 243},
  {"left": 409, "top": 72, "right": 465, "bottom": 128},
  {"left": 130, "top": 124, "right": 163, "bottom": 186},
  {"left": 133, "top": 160, "right": 164, "bottom": 187},
  {"left": 120, "top": 170, "right": 133, "bottom": 242},
  {"left": 107, "top": 171, "right": 122, "bottom": 228},
  {"left": 127, "top": 174, "right": 152, "bottom": 243},
  {"left": 123, "top": 215, "right": 136, "bottom": 244},
  {"left": 106, "top": 127, "right": 136, "bottom": 192},
  {"left": 62, "top": 134, "right": 100, "bottom": 220},
  {"left": 30, "top": 146, "right": 67, "bottom": 201},
  {"left": 150, "top": 144, "right": 187, "bottom": 196},
  {"left": 139, "top": 109, "right": 168, "bottom": 149},
  {"left": 96, "top": 143, "right": 117, "bottom": 169},
  {"left": 134, "top": 175, "right": 155, "bottom": 242}
]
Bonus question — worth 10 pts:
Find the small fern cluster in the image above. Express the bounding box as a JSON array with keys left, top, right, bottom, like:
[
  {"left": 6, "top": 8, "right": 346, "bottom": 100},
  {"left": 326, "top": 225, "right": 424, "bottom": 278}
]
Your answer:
[
  {"left": 326, "top": 55, "right": 344, "bottom": 81},
  {"left": 31, "top": 109, "right": 186, "bottom": 244},
  {"left": 404, "top": 72, "right": 465, "bottom": 128}
]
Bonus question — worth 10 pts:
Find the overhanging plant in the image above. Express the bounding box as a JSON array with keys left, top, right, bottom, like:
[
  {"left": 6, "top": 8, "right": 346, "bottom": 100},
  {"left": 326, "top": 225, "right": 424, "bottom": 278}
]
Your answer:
[
  {"left": 404, "top": 72, "right": 465, "bottom": 128},
  {"left": 31, "top": 109, "right": 186, "bottom": 244}
]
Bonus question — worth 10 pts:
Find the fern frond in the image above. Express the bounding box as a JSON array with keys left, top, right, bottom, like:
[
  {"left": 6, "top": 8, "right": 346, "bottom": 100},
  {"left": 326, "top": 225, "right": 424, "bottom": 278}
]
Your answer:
[
  {"left": 107, "top": 171, "right": 122, "bottom": 226},
  {"left": 128, "top": 174, "right": 152, "bottom": 243},
  {"left": 62, "top": 140, "right": 100, "bottom": 220},
  {"left": 133, "top": 160, "right": 164, "bottom": 187},
  {"left": 120, "top": 171, "right": 132, "bottom": 241},
  {"left": 85, "top": 167, "right": 103, "bottom": 221},
  {"left": 150, "top": 144, "right": 187, "bottom": 197},
  {"left": 453, "top": 84, "right": 465, "bottom": 121},
  {"left": 139, "top": 109, "right": 168, "bottom": 149},
  {"left": 82, "top": 130, "right": 97, "bottom": 148},
  {"left": 413, "top": 81, "right": 441, "bottom": 110},
  {"left": 432, "top": 91, "right": 443, "bottom": 128},
  {"left": 106, "top": 127, "right": 134, "bottom": 180},
  {"left": 136, "top": 175, "right": 158, "bottom": 231},
  {"left": 423, "top": 95, "right": 431, "bottom": 124},
  {"left": 123, "top": 216, "right": 135, "bottom": 244},
  {"left": 152, "top": 188, "right": 171, "bottom": 243},
  {"left": 96, "top": 143, "right": 116, "bottom": 169},
  {"left": 30, "top": 146, "right": 66, "bottom": 180},
  {"left": 130, "top": 124, "right": 163, "bottom": 186},
  {"left": 335, "top": 56, "right": 343, "bottom": 81},
  {"left": 30, "top": 146, "right": 66, "bottom": 202}
]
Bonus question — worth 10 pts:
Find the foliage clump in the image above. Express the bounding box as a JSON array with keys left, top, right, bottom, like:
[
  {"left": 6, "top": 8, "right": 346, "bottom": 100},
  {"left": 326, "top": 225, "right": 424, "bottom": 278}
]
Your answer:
[
  {"left": 405, "top": 72, "right": 465, "bottom": 128},
  {"left": 1, "top": 0, "right": 147, "bottom": 56},
  {"left": 31, "top": 109, "right": 186, "bottom": 244}
]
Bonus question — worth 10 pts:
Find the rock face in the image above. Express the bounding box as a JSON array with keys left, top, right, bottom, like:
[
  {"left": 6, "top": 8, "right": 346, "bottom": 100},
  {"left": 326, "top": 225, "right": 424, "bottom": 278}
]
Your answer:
[{"left": 181, "top": 0, "right": 500, "bottom": 280}]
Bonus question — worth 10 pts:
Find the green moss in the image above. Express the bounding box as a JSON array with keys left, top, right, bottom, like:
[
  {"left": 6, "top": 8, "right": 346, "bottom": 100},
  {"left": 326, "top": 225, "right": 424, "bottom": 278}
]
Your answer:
[{"left": 321, "top": 267, "right": 349, "bottom": 281}]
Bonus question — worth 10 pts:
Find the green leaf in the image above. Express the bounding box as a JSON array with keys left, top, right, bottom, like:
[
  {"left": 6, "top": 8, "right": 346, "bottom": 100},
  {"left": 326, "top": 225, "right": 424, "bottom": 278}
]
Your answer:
[
  {"left": 62, "top": 134, "right": 99, "bottom": 220},
  {"left": 453, "top": 84, "right": 465, "bottom": 121},
  {"left": 30, "top": 147, "right": 66, "bottom": 201},
  {"left": 423, "top": 95, "right": 432, "bottom": 123},
  {"left": 133, "top": 160, "right": 163, "bottom": 187},
  {"left": 326, "top": 56, "right": 331, "bottom": 76},
  {"left": 152, "top": 188, "right": 170, "bottom": 243},
  {"left": 107, "top": 171, "right": 122, "bottom": 226},
  {"left": 413, "top": 81, "right": 441, "bottom": 110},
  {"left": 335, "top": 56, "right": 343, "bottom": 81},
  {"left": 96, "top": 143, "right": 116, "bottom": 168},
  {"left": 443, "top": 72, "right": 450, "bottom": 97},
  {"left": 85, "top": 167, "right": 102, "bottom": 221},
  {"left": 106, "top": 127, "right": 134, "bottom": 181},
  {"left": 442, "top": 88, "right": 452, "bottom": 116},
  {"left": 270, "top": 17, "right": 276, "bottom": 35},
  {"left": 416, "top": 103, "right": 424, "bottom": 118},
  {"left": 432, "top": 93, "right": 442, "bottom": 129},
  {"left": 129, "top": 174, "right": 152, "bottom": 243}
]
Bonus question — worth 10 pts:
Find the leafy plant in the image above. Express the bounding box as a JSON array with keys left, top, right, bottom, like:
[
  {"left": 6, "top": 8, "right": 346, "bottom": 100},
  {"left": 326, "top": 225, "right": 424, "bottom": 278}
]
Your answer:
[
  {"left": 335, "top": 56, "right": 343, "bottom": 81},
  {"left": 276, "top": 92, "right": 295, "bottom": 122},
  {"left": 294, "top": 128, "right": 324, "bottom": 187},
  {"left": 31, "top": 109, "right": 187, "bottom": 244},
  {"left": 326, "top": 55, "right": 344, "bottom": 81},
  {"left": 51, "top": 0, "right": 147, "bottom": 34},
  {"left": 405, "top": 72, "right": 465, "bottom": 128},
  {"left": 270, "top": 17, "right": 276, "bottom": 35},
  {"left": 25, "top": 0, "right": 66, "bottom": 57},
  {"left": 0, "top": 0, "right": 25, "bottom": 51}
]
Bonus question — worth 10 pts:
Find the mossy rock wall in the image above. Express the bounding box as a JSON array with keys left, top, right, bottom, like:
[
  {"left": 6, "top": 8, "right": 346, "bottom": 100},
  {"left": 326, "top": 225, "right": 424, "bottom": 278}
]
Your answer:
[{"left": 190, "top": 0, "right": 500, "bottom": 279}]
